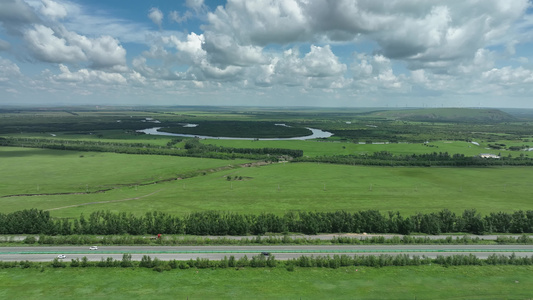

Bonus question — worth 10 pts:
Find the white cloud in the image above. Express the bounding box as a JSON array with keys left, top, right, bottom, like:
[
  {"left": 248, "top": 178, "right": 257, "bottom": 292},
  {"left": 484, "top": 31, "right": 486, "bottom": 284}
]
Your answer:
[
  {"left": 299, "top": 45, "right": 346, "bottom": 77},
  {"left": 64, "top": 9, "right": 155, "bottom": 44},
  {"left": 203, "top": 0, "right": 529, "bottom": 72},
  {"left": 40, "top": 0, "right": 67, "bottom": 20},
  {"left": 169, "top": 10, "right": 192, "bottom": 23},
  {"left": 202, "top": 31, "right": 266, "bottom": 67},
  {"left": 0, "top": 57, "right": 22, "bottom": 82},
  {"left": 257, "top": 45, "right": 347, "bottom": 88},
  {"left": 206, "top": 0, "right": 309, "bottom": 45},
  {"left": 2, "top": 0, "right": 533, "bottom": 107},
  {"left": 170, "top": 32, "right": 206, "bottom": 64},
  {"left": 186, "top": 0, "right": 206, "bottom": 12},
  {"left": 0, "top": 0, "right": 40, "bottom": 34},
  {"left": 482, "top": 67, "right": 533, "bottom": 85},
  {"left": 24, "top": 24, "right": 86, "bottom": 63},
  {"left": 53, "top": 64, "right": 127, "bottom": 84},
  {"left": 23, "top": 24, "right": 127, "bottom": 70},
  {"left": 148, "top": 7, "right": 164, "bottom": 28},
  {"left": 62, "top": 31, "right": 127, "bottom": 70}
]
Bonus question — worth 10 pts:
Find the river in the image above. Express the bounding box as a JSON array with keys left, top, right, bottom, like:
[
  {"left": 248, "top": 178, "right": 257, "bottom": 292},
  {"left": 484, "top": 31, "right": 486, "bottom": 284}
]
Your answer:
[{"left": 136, "top": 127, "right": 333, "bottom": 140}]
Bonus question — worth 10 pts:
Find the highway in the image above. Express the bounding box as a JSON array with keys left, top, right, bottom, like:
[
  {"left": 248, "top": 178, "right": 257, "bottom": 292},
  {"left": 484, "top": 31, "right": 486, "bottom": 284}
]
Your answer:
[{"left": 1, "top": 245, "right": 532, "bottom": 261}]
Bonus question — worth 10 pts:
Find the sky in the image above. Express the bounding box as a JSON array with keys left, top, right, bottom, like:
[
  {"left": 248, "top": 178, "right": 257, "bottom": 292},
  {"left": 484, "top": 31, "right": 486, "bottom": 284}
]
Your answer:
[{"left": 1, "top": 0, "right": 533, "bottom": 108}]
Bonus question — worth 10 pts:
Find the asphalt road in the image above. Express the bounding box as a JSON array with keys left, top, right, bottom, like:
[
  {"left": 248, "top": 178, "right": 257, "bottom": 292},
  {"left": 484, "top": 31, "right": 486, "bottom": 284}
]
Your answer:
[{"left": 1, "top": 245, "right": 532, "bottom": 261}]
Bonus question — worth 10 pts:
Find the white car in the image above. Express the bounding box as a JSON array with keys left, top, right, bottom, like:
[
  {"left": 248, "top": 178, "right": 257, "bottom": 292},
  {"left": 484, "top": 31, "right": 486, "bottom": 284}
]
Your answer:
[
  {"left": 89, "top": 246, "right": 98, "bottom": 250},
  {"left": 57, "top": 255, "right": 66, "bottom": 259}
]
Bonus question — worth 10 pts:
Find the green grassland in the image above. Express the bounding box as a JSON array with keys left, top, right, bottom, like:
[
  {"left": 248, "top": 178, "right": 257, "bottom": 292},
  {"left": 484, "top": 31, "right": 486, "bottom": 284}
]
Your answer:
[
  {"left": 1, "top": 148, "right": 531, "bottom": 218},
  {"left": 2, "top": 130, "right": 176, "bottom": 147},
  {"left": 369, "top": 107, "right": 516, "bottom": 123},
  {"left": 1, "top": 107, "right": 533, "bottom": 219},
  {"left": 0, "top": 147, "right": 250, "bottom": 196},
  {"left": 1, "top": 265, "right": 531, "bottom": 299},
  {"left": 201, "top": 139, "right": 507, "bottom": 157}
]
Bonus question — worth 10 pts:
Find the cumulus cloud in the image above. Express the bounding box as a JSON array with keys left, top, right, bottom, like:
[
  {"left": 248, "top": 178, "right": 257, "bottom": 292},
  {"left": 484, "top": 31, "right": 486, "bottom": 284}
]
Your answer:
[
  {"left": 283, "top": 45, "right": 346, "bottom": 78},
  {"left": 203, "top": 0, "right": 529, "bottom": 71},
  {"left": 0, "top": 57, "right": 22, "bottom": 82},
  {"left": 169, "top": 10, "right": 192, "bottom": 23},
  {"left": 24, "top": 24, "right": 86, "bottom": 63},
  {"left": 482, "top": 67, "right": 533, "bottom": 85},
  {"left": 0, "top": 0, "right": 40, "bottom": 34},
  {"left": 40, "top": 0, "right": 67, "bottom": 20},
  {"left": 186, "top": 0, "right": 206, "bottom": 12},
  {"left": 53, "top": 64, "right": 127, "bottom": 84},
  {"left": 2, "top": 0, "right": 533, "bottom": 106},
  {"left": 251, "top": 45, "right": 347, "bottom": 89},
  {"left": 148, "top": 7, "right": 164, "bottom": 28},
  {"left": 351, "top": 53, "right": 404, "bottom": 91},
  {"left": 23, "top": 24, "right": 127, "bottom": 70},
  {"left": 132, "top": 56, "right": 191, "bottom": 81},
  {"left": 62, "top": 31, "right": 127, "bottom": 70},
  {"left": 202, "top": 32, "right": 265, "bottom": 67},
  {"left": 206, "top": 0, "right": 309, "bottom": 45}
]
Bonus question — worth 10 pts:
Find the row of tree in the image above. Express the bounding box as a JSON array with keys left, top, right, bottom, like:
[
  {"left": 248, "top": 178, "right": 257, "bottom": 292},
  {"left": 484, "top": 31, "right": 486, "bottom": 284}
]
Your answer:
[
  {"left": 0, "top": 137, "right": 301, "bottom": 161},
  {"left": 4, "top": 253, "right": 533, "bottom": 272},
  {"left": 25, "top": 233, "right": 531, "bottom": 246},
  {"left": 5, "top": 137, "right": 531, "bottom": 165},
  {"left": 184, "top": 138, "right": 303, "bottom": 158},
  {"left": 1, "top": 209, "right": 532, "bottom": 235},
  {"left": 295, "top": 151, "right": 533, "bottom": 166}
]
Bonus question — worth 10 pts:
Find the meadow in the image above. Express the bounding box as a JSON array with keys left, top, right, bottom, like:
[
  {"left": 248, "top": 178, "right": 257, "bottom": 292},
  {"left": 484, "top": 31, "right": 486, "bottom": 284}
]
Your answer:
[
  {"left": 0, "top": 147, "right": 250, "bottom": 196},
  {"left": 201, "top": 138, "right": 504, "bottom": 157},
  {"left": 1, "top": 265, "right": 531, "bottom": 299},
  {"left": 2, "top": 107, "right": 533, "bottom": 220},
  {"left": 1, "top": 147, "right": 531, "bottom": 218}
]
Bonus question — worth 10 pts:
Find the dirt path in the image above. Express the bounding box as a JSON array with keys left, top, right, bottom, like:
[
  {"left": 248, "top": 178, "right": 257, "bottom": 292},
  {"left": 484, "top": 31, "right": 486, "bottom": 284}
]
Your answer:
[{"left": 45, "top": 189, "right": 164, "bottom": 211}]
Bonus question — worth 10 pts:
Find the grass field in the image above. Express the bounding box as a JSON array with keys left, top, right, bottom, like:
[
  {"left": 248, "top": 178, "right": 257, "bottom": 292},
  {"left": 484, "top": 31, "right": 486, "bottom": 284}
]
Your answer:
[
  {"left": 201, "top": 138, "right": 505, "bottom": 157},
  {"left": 0, "top": 265, "right": 531, "bottom": 299},
  {"left": 2, "top": 148, "right": 531, "bottom": 218},
  {"left": 0, "top": 147, "right": 250, "bottom": 195}
]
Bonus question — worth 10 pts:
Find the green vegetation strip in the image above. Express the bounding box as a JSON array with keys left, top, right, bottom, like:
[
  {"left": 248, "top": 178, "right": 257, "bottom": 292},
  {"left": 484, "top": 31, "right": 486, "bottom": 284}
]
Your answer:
[
  {"left": 2, "top": 266, "right": 532, "bottom": 299},
  {"left": 5, "top": 249, "right": 533, "bottom": 255}
]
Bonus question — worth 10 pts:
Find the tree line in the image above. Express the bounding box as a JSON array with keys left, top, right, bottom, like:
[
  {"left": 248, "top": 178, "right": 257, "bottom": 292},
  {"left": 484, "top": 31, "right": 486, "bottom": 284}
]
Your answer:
[
  {"left": 0, "top": 137, "right": 301, "bottom": 161},
  {"left": 22, "top": 233, "right": 533, "bottom": 246},
  {"left": 3, "top": 253, "right": 533, "bottom": 272},
  {"left": 184, "top": 138, "right": 303, "bottom": 158},
  {"left": 7, "top": 136, "right": 533, "bottom": 166},
  {"left": 295, "top": 151, "right": 533, "bottom": 166},
  {"left": 1, "top": 209, "right": 532, "bottom": 235}
]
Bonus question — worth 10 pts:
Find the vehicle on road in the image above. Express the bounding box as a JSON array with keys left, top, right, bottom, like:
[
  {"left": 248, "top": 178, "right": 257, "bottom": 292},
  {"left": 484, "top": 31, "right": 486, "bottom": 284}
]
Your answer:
[
  {"left": 57, "top": 255, "right": 66, "bottom": 259},
  {"left": 261, "top": 252, "right": 270, "bottom": 256},
  {"left": 89, "top": 246, "right": 98, "bottom": 250}
]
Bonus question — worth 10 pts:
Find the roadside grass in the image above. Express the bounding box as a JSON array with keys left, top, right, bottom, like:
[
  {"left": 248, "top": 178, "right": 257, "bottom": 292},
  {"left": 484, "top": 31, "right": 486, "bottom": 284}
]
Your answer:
[
  {"left": 0, "top": 265, "right": 531, "bottom": 299},
  {"left": 0, "top": 147, "right": 250, "bottom": 196},
  {"left": 2, "top": 160, "right": 532, "bottom": 218}
]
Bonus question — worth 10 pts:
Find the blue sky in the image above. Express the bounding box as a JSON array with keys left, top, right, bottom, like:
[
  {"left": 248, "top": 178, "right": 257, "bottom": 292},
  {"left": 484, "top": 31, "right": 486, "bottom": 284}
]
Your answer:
[{"left": 1, "top": 0, "right": 533, "bottom": 108}]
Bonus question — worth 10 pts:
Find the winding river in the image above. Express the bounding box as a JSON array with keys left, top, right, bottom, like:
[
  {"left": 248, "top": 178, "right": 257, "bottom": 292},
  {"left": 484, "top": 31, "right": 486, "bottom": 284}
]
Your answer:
[{"left": 136, "top": 127, "right": 333, "bottom": 140}]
